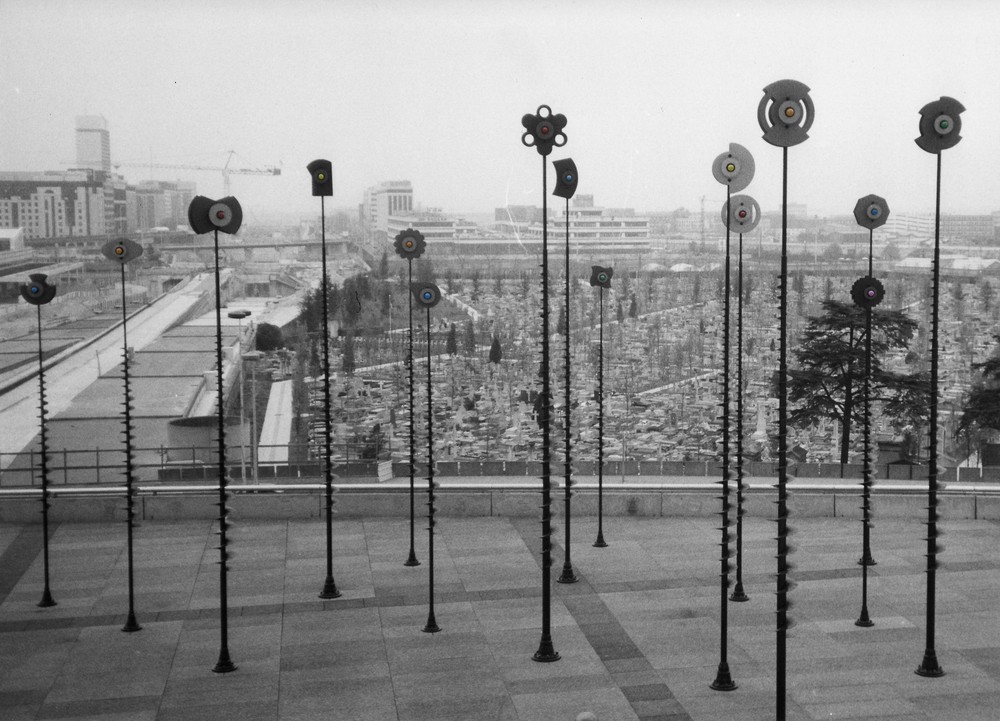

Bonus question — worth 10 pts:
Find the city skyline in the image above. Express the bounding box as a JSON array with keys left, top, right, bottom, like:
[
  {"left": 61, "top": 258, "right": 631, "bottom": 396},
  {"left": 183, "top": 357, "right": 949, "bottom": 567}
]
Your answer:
[{"left": 3, "top": 1, "right": 1000, "bottom": 220}]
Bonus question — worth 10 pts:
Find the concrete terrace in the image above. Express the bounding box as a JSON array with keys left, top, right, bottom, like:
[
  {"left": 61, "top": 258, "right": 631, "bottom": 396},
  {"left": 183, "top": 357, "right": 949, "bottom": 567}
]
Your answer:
[{"left": 2, "top": 513, "right": 999, "bottom": 720}]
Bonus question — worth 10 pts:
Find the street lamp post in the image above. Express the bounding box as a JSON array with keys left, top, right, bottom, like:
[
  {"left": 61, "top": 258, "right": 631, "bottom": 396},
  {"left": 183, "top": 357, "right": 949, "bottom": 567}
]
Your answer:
[
  {"left": 228, "top": 310, "right": 251, "bottom": 483},
  {"left": 243, "top": 350, "right": 263, "bottom": 484}
]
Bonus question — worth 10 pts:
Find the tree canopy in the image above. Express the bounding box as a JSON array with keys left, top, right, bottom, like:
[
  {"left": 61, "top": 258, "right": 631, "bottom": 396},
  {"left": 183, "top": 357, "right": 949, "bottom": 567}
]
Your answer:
[
  {"left": 297, "top": 277, "right": 339, "bottom": 333},
  {"left": 255, "top": 323, "right": 284, "bottom": 351},
  {"left": 785, "top": 299, "right": 928, "bottom": 463},
  {"left": 958, "top": 334, "right": 1000, "bottom": 453}
]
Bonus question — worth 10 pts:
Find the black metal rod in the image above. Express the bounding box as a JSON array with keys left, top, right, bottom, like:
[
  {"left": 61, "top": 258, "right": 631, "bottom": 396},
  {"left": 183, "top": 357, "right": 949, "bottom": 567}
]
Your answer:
[
  {"left": 857, "top": 291, "right": 874, "bottom": 627},
  {"left": 533, "top": 155, "right": 559, "bottom": 662},
  {"left": 712, "top": 186, "right": 736, "bottom": 691},
  {"left": 405, "top": 258, "right": 419, "bottom": 567},
  {"left": 777, "top": 145, "right": 789, "bottom": 720},
  {"left": 212, "top": 228, "right": 235, "bottom": 674},
  {"left": 732, "top": 231, "right": 748, "bottom": 603},
  {"left": 36, "top": 302, "right": 55, "bottom": 608},
  {"left": 120, "top": 263, "right": 140, "bottom": 632},
  {"left": 917, "top": 151, "right": 944, "bottom": 677},
  {"left": 319, "top": 196, "right": 341, "bottom": 600},
  {"left": 558, "top": 197, "right": 578, "bottom": 584},
  {"left": 857, "top": 227, "right": 877, "bottom": 571},
  {"left": 594, "top": 286, "right": 607, "bottom": 548},
  {"left": 423, "top": 308, "right": 440, "bottom": 633}
]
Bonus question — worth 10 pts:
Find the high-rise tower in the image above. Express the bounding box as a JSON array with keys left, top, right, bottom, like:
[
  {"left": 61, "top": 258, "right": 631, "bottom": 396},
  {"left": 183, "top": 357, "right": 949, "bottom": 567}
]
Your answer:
[{"left": 75, "top": 115, "right": 111, "bottom": 172}]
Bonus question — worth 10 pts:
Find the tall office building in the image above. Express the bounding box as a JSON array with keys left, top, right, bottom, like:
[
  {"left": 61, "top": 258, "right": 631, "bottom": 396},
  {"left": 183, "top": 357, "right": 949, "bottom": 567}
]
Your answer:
[
  {"left": 362, "top": 180, "right": 413, "bottom": 238},
  {"left": 75, "top": 115, "right": 111, "bottom": 172},
  {"left": 0, "top": 170, "right": 126, "bottom": 239},
  {"left": 126, "top": 180, "right": 197, "bottom": 231}
]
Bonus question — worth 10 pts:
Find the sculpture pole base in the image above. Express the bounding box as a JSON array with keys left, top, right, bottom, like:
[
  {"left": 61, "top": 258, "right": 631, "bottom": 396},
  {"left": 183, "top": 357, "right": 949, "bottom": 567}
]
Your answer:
[
  {"left": 916, "top": 652, "right": 944, "bottom": 677},
  {"left": 557, "top": 564, "right": 579, "bottom": 584},
  {"left": 710, "top": 662, "right": 737, "bottom": 691},
  {"left": 532, "top": 638, "right": 561, "bottom": 663},
  {"left": 212, "top": 653, "right": 237, "bottom": 674},
  {"left": 122, "top": 611, "right": 142, "bottom": 633},
  {"left": 422, "top": 613, "right": 440, "bottom": 634},
  {"left": 319, "top": 577, "right": 341, "bottom": 599}
]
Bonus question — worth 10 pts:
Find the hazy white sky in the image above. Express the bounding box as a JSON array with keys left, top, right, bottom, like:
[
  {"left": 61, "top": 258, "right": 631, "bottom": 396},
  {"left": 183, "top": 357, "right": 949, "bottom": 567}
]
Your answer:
[{"left": 2, "top": 0, "right": 1000, "bottom": 220}]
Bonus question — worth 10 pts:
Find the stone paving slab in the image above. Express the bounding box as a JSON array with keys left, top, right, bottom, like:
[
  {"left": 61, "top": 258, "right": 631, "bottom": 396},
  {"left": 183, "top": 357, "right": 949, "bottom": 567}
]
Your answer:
[{"left": 0, "top": 515, "right": 997, "bottom": 720}]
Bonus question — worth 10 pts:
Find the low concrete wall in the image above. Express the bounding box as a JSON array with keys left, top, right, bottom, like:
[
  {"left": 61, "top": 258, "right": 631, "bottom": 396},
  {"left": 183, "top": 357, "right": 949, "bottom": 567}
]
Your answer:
[{"left": 1, "top": 488, "right": 996, "bottom": 523}]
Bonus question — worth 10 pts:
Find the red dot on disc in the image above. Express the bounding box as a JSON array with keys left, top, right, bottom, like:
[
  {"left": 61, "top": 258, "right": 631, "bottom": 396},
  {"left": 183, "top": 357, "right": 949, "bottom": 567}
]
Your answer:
[
  {"left": 216, "top": 211, "right": 226, "bottom": 219},
  {"left": 738, "top": 210, "right": 747, "bottom": 218},
  {"left": 540, "top": 125, "right": 550, "bottom": 135}
]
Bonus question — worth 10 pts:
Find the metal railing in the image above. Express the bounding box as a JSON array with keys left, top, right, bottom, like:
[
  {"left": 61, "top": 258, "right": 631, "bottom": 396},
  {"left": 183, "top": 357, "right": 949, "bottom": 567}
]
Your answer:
[
  {"left": 1, "top": 441, "right": 990, "bottom": 488},
  {"left": 0, "top": 441, "right": 388, "bottom": 487}
]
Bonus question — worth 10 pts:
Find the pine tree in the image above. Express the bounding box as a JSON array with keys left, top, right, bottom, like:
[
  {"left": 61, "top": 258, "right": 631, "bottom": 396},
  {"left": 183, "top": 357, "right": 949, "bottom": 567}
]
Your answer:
[
  {"left": 463, "top": 320, "right": 476, "bottom": 355},
  {"left": 785, "top": 300, "right": 927, "bottom": 463},
  {"left": 489, "top": 335, "right": 503, "bottom": 364}
]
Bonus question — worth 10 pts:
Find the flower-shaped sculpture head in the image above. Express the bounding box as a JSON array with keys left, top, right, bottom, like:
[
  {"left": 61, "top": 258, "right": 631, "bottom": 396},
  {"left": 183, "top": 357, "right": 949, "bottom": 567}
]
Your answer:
[
  {"left": 307, "top": 159, "right": 333, "bottom": 197},
  {"left": 758, "top": 79, "right": 815, "bottom": 148},
  {"left": 20, "top": 273, "right": 56, "bottom": 305},
  {"left": 393, "top": 228, "right": 426, "bottom": 260},
  {"left": 853, "top": 195, "right": 890, "bottom": 230},
  {"left": 851, "top": 276, "right": 885, "bottom": 309},
  {"left": 915, "top": 96, "right": 965, "bottom": 154},
  {"left": 102, "top": 237, "right": 144, "bottom": 265},
  {"left": 521, "top": 105, "right": 567, "bottom": 157},
  {"left": 552, "top": 158, "right": 578, "bottom": 199},
  {"left": 712, "top": 143, "right": 755, "bottom": 192},
  {"left": 721, "top": 195, "right": 761, "bottom": 234},
  {"left": 590, "top": 266, "right": 613, "bottom": 289},
  {"left": 410, "top": 281, "right": 442, "bottom": 309},
  {"left": 188, "top": 196, "right": 243, "bottom": 235}
]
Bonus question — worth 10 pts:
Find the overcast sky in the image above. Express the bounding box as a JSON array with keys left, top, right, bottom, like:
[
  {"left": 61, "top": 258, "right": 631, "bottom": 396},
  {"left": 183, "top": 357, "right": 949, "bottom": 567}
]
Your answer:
[{"left": 2, "top": 0, "right": 1000, "bottom": 222}]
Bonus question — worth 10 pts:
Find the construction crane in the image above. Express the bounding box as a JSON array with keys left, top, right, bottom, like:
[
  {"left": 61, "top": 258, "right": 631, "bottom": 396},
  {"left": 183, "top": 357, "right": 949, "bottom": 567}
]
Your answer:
[{"left": 113, "top": 150, "right": 281, "bottom": 195}]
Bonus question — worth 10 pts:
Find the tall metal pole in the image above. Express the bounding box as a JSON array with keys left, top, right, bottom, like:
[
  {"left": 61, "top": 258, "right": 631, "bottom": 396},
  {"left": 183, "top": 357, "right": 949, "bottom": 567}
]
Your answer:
[
  {"left": 237, "top": 318, "right": 246, "bottom": 483},
  {"left": 854, "top": 225, "right": 877, "bottom": 627},
  {"left": 594, "top": 286, "right": 607, "bottom": 548},
  {"left": 212, "top": 228, "right": 235, "bottom": 673},
  {"left": 534, "top": 156, "right": 559, "bottom": 662},
  {"left": 558, "top": 197, "right": 578, "bottom": 584},
  {"left": 423, "top": 307, "right": 440, "bottom": 633},
  {"left": 35, "top": 302, "right": 55, "bottom": 608},
  {"left": 319, "top": 194, "right": 341, "bottom": 600},
  {"left": 712, "top": 186, "right": 736, "bottom": 691},
  {"left": 120, "top": 263, "right": 141, "bottom": 632},
  {"left": 250, "top": 362, "right": 258, "bottom": 484},
  {"left": 405, "top": 257, "right": 419, "bottom": 567},
  {"left": 731, "top": 232, "right": 748, "bottom": 603},
  {"left": 917, "top": 152, "right": 944, "bottom": 677},
  {"left": 857, "top": 280, "right": 874, "bottom": 627},
  {"left": 776, "top": 145, "right": 790, "bottom": 718}
]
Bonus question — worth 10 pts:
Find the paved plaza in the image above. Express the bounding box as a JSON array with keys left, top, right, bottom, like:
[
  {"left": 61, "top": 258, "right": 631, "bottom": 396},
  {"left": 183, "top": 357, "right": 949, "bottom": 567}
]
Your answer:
[{"left": 1, "top": 512, "right": 999, "bottom": 720}]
